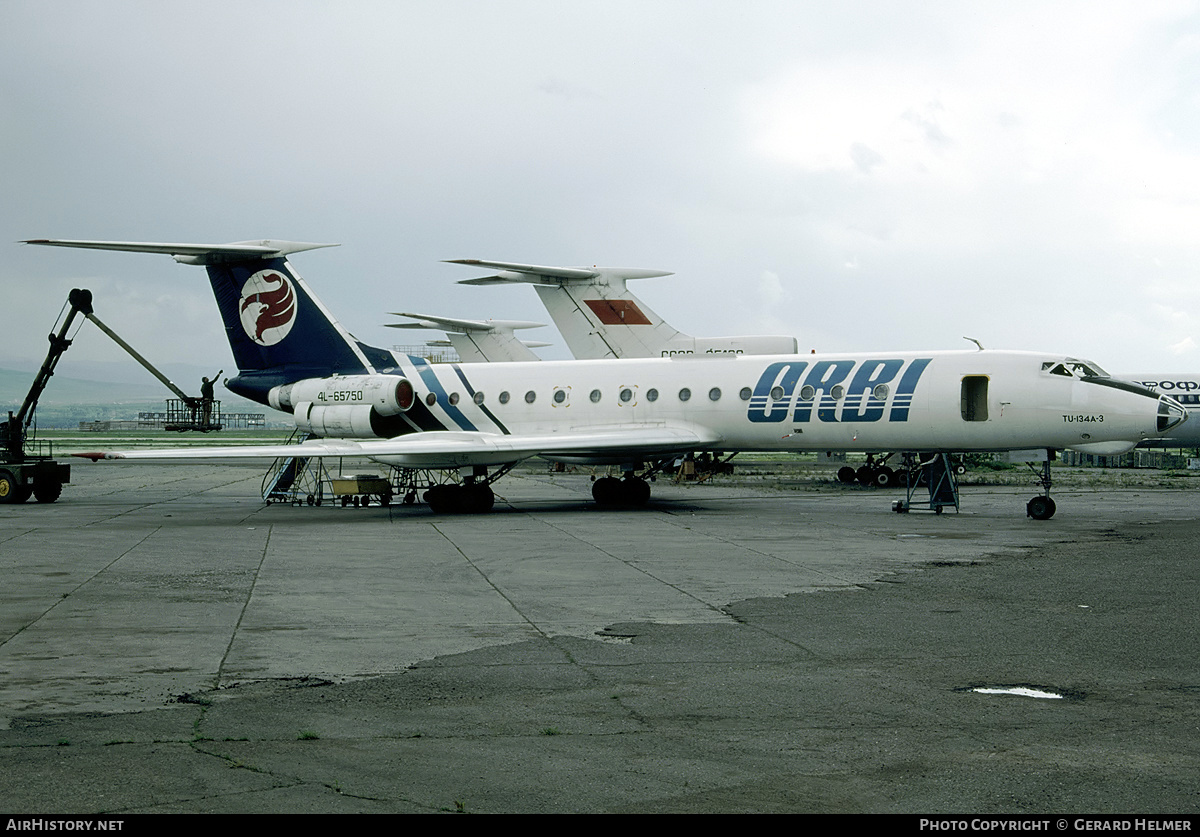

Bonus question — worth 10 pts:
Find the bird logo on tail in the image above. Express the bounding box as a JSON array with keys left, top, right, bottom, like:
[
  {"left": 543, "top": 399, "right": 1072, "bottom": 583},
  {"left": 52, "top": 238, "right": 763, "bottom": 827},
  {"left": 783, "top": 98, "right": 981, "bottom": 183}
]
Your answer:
[{"left": 238, "top": 270, "right": 297, "bottom": 346}]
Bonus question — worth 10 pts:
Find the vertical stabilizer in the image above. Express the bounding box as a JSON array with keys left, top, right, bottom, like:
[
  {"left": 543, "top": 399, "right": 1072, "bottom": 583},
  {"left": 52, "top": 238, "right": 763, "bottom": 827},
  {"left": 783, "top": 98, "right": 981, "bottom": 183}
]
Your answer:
[
  {"left": 450, "top": 260, "right": 683, "bottom": 358},
  {"left": 23, "top": 239, "right": 395, "bottom": 403},
  {"left": 450, "top": 258, "right": 798, "bottom": 358},
  {"left": 386, "top": 313, "right": 549, "bottom": 362}
]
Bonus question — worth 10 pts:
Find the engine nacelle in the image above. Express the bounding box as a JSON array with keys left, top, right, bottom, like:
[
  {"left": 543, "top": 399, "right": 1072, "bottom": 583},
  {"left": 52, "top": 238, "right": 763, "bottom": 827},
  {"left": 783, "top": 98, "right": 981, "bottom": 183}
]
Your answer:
[
  {"left": 269, "top": 375, "right": 415, "bottom": 416},
  {"left": 293, "top": 402, "right": 383, "bottom": 438}
]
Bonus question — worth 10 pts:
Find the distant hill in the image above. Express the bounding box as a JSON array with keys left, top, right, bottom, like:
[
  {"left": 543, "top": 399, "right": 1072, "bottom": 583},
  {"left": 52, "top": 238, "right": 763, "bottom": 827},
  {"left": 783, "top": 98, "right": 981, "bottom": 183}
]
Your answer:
[
  {"left": 0, "top": 367, "right": 165, "bottom": 406},
  {"left": 0, "top": 368, "right": 285, "bottom": 428}
]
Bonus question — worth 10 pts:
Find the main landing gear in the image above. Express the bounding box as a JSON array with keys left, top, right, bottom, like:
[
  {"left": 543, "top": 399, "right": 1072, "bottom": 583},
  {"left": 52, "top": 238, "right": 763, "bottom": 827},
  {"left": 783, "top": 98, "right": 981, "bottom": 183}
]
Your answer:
[
  {"left": 419, "top": 463, "right": 514, "bottom": 514},
  {"left": 424, "top": 482, "right": 495, "bottom": 514},
  {"left": 837, "top": 453, "right": 900, "bottom": 488},
  {"left": 591, "top": 474, "right": 652, "bottom": 506},
  {"left": 588, "top": 457, "right": 680, "bottom": 507}
]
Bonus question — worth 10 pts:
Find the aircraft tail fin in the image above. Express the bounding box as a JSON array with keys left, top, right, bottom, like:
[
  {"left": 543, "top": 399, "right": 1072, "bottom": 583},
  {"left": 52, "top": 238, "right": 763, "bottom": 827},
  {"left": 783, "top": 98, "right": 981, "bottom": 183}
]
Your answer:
[
  {"left": 448, "top": 258, "right": 800, "bottom": 359},
  {"left": 386, "top": 312, "right": 548, "bottom": 362},
  {"left": 24, "top": 239, "right": 393, "bottom": 400},
  {"left": 447, "top": 259, "right": 684, "bottom": 359}
]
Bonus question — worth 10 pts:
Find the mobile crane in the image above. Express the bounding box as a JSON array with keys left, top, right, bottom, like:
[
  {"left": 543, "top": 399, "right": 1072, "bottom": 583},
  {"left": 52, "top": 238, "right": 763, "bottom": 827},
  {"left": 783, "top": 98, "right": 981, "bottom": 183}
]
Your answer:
[{"left": 0, "top": 289, "right": 91, "bottom": 503}]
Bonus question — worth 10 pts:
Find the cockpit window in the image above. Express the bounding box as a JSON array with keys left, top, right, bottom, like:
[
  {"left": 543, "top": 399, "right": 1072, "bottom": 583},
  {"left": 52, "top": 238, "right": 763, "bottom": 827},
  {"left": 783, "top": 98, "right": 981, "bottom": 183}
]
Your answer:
[
  {"left": 1041, "top": 359, "right": 1109, "bottom": 378},
  {"left": 1067, "top": 359, "right": 1108, "bottom": 377}
]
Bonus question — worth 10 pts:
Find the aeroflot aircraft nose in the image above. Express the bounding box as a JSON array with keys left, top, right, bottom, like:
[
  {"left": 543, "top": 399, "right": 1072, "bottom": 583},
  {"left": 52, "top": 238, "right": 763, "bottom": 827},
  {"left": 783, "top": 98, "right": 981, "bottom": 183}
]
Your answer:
[{"left": 1158, "top": 396, "right": 1188, "bottom": 433}]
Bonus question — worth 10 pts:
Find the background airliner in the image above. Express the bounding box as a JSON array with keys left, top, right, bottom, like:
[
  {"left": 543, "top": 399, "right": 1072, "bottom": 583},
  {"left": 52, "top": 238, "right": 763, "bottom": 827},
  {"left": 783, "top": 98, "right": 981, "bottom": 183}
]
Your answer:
[
  {"left": 449, "top": 259, "right": 798, "bottom": 359},
  {"left": 385, "top": 312, "right": 549, "bottom": 362},
  {"left": 24, "top": 239, "right": 1187, "bottom": 519}
]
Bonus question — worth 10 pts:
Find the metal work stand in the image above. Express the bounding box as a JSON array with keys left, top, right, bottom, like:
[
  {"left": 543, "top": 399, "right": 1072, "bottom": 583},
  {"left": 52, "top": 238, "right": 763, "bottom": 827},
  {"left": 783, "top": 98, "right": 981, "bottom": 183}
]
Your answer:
[
  {"left": 261, "top": 432, "right": 329, "bottom": 505},
  {"left": 891, "top": 452, "right": 960, "bottom": 514}
]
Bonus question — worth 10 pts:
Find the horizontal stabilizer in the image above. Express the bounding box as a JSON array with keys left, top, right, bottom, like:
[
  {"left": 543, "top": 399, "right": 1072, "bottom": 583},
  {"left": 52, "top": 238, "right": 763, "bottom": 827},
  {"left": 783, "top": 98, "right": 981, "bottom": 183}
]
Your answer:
[
  {"left": 447, "top": 258, "right": 672, "bottom": 286},
  {"left": 385, "top": 312, "right": 547, "bottom": 333},
  {"left": 23, "top": 238, "right": 338, "bottom": 265}
]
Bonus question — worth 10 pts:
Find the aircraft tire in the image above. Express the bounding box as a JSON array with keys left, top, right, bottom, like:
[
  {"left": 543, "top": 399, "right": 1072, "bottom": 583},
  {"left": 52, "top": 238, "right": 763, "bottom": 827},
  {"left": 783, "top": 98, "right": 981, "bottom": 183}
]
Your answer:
[
  {"left": 624, "top": 477, "right": 651, "bottom": 506},
  {"left": 425, "top": 485, "right": 453, "bottom": 514},
  {"left": 1026, "top": 496, "right": 1056, "bottom": 520},
  {"left": 33, "top": 480, "right": 62, "bottom": 504},
  {"left": 462, "top": 484, "right": 494, "bottom": 514},
  {"left": 856, "top": 466, "right": 875, "bottom": 486},
  {"left": 873, "top": 467, "right": 895, "bottom": 489},
  {"left": 836, "top": 466, "right": 856, "bottom": 484},
  {"left": 592, "top": 476, "right": 622, "bottom": 506}
]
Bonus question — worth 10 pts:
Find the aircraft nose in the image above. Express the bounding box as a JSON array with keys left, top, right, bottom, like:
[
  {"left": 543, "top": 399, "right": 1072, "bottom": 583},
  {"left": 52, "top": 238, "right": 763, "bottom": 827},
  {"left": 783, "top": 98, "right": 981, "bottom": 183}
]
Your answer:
[{"left": 1158, "top": 396, "right": 1188, "bottom": 433}]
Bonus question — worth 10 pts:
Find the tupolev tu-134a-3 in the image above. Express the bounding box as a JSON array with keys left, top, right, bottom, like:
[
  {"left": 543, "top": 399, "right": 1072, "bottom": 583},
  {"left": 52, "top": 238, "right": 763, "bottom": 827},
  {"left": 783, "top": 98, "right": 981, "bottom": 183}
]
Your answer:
[
  {"left": 438, "top": 258, "right": 1200, "bottom": 455},
  {"left": 23, "top": 238, "right": 1188, "bottom": 520}
]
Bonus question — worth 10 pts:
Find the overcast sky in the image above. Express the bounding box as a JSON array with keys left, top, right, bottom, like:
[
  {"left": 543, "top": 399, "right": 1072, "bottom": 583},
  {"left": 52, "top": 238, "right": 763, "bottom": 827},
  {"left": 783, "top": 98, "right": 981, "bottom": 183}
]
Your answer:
[{"left": 4, "top": 0, "right": 1200, "bottom": 384}]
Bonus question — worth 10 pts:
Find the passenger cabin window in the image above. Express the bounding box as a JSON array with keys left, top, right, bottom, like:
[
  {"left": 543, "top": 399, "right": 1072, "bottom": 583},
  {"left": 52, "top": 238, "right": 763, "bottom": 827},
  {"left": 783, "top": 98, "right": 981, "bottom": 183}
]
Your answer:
[{"left": 961, "top": 376, "right": 989, "bottom": 422}]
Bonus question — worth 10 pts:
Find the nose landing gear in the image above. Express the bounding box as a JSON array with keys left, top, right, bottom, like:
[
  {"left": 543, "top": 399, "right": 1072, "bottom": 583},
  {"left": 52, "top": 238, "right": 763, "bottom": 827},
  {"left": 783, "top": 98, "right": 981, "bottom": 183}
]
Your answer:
[{"left": 1026, "top": 457, "right": 1057, "bottom": 520}]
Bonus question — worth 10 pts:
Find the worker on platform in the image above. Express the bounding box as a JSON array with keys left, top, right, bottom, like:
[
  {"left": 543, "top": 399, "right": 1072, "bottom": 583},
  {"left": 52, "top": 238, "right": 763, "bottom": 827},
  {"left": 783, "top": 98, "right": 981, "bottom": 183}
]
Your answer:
[{"left": 200, "top": 370, "right": 222, "bottom": 426}]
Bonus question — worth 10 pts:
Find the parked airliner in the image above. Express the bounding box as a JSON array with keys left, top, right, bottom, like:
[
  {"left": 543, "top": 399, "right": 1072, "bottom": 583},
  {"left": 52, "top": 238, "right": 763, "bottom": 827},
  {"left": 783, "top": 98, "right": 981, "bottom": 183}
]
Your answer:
[
  {"left": 386, "top": 312, "right": 549, "bottom": 362},
  {"left": 1119, "top": 375, "right": 1200, "bottom": 447},
  {"left": 24, "top": 239, "right": 1187, "bottom": 519},
  {"left": 453, "top": 259, "right": 1200, "bottom": 460},
  {"left": 450, "top": 259, "right": 798, "bottom": 359}
]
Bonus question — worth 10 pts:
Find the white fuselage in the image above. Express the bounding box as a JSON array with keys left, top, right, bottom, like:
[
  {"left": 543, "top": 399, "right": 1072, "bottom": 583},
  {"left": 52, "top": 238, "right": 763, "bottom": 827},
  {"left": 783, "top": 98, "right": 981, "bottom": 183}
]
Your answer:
[{"left": 277, "top": 349, "right": 1178, "bottom": 467}]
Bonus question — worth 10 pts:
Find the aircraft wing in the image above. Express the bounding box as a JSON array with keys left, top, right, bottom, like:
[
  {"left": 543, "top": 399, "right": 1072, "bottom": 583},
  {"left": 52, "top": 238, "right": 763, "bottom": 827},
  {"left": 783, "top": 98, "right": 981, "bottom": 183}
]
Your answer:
[{"left": 71, "top": 424, "right": 721, "bottom": 468}]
